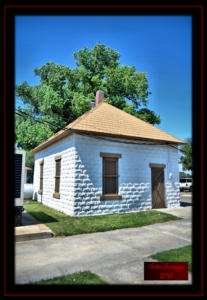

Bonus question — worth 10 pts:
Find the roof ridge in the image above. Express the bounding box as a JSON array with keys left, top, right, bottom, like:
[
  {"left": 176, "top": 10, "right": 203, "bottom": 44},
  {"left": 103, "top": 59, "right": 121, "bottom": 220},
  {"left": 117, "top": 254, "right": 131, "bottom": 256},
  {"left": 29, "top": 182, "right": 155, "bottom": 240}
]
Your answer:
[{"left": 67, "top": 101, "right": 105, "bottom": 129}]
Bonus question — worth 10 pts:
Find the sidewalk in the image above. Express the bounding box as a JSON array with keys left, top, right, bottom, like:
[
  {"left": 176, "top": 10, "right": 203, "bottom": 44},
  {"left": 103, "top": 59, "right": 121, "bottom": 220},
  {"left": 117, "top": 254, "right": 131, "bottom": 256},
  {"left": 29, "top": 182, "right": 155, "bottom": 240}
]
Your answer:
[
  {"left": 15, "top": 206, "right": 192, "bottom": 284},
  {"left": 15, "top": 211, "right": 53, "bottom": 242}
]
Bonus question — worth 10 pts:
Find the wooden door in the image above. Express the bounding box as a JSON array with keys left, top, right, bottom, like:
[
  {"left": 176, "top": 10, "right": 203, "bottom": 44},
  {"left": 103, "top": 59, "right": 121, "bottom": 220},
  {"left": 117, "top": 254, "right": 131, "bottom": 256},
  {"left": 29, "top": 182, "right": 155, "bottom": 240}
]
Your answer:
[{"left": 151, "top": 167, "right": 166, "bottom": 208}]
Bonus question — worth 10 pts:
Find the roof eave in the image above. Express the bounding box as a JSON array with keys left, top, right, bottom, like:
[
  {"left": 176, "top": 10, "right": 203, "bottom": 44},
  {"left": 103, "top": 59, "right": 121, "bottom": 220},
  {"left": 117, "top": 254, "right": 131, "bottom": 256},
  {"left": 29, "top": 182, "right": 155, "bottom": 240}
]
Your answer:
[
  {"left": 31, "top": 127, "right": 186, "bottom": 154},
  {"left": 70, "top": 129, "right": 187, "bottom": 145},
  {"left": 30, "top": 130, "right": 73, "bottom": 154}
]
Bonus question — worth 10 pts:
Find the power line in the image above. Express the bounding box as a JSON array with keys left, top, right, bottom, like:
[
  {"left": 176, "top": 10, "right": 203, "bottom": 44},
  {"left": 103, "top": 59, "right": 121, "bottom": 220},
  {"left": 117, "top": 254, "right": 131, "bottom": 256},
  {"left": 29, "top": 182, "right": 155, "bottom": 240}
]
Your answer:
[
  {"left": 16, "top": 102, "right": 75, "bottom": 124},
  {"left": 77, "top": 132, "right": 185, "bottom": 153},
  {"left": 15, "top": 111, "right": 59, "bottom": 129},
  {"left": 15, "top": 105, "right": 71, "bottom": 123},
  {"left": 15, "top": 110, "right": 185, "bottom": 153},
  {"left": 167, "top": 143, "right": 185, "bottom": 153},
  {"left": 15, "top": 109, "right": 71, "bottom": 132}
]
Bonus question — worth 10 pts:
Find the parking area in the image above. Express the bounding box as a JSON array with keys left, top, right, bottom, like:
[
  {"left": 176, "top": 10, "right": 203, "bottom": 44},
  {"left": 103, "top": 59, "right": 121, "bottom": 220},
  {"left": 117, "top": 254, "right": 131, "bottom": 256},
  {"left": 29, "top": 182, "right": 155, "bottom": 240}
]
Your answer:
[{"left": 180, "top": 191, "right": 192, "bottom": 207}]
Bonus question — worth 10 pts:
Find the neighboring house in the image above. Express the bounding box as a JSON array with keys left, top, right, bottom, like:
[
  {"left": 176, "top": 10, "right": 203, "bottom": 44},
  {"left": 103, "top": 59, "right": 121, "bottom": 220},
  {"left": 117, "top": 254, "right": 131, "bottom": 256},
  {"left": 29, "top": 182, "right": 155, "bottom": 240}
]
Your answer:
[
  {"left": 24, "top": 166, "right": 32, "bottom": 183},
  {"left": 15, "top": 150, "right": 25, "bottom": 225},
  {"left": 31, "top": 90, "right": 186, "bottom": 216},
  {"left": 24, "top": 166, "right": 34, "bottom": 200}
]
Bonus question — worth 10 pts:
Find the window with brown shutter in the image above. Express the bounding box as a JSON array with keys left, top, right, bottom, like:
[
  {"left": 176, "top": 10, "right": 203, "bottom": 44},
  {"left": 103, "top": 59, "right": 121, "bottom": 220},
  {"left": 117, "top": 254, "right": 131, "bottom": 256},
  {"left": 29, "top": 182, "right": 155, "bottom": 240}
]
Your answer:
[
  {"left": 38, "top": 160, "right": 44, "bottom": 194},
  {"left": 53, "top": 156, "right": 61, "bottom": 199},
  {"left": 100, "top": 153, "right": 122, "bottom": 200}
]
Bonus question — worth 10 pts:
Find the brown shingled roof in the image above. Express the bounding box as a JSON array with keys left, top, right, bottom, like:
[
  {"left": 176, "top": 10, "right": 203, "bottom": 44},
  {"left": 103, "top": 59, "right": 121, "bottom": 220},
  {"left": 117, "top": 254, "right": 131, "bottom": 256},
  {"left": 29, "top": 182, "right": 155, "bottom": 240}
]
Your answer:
[{"left": 31, "top": 102, "right": 186, "bottom": 153}]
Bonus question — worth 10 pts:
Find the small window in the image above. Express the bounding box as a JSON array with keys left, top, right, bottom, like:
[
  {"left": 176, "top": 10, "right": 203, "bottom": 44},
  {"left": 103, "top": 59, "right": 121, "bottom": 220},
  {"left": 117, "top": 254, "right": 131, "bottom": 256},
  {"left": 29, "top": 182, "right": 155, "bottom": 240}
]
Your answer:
[
  {"left": 180, "top": 178, "right": 186, "bottom": 183},
  {"left": 100, "top": 153, "right": 122, "bottom": 201},
  {"left": 103, "top": 157, "right": 118, "bottom": 194},
  {"left": 187, "top": 178, "right": 192, "bottom": 183},
  {"left": 53, "top": 156, "right": 61, "bottom": 199},
  {"left": 38, "top": 160, "right": 44, "bottom": 194}
]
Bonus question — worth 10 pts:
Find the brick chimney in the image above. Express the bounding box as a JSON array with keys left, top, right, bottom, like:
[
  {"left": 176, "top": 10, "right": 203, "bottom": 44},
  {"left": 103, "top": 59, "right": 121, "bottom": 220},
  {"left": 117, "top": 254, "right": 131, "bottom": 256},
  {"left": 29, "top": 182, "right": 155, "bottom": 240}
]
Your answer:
[{"left": 95, "top": 90, "right": 104, "bottom": 106}]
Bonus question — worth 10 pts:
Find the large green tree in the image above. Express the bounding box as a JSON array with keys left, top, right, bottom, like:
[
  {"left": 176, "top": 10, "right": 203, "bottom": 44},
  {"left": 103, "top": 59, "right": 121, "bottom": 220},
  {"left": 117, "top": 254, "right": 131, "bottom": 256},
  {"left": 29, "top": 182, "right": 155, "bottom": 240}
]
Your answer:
[
  {"left": 15, "top": 42, "right": 160, "bottom": 150},
  {"left": 180, "top": 138, "right": 192, "bottom": 172}
]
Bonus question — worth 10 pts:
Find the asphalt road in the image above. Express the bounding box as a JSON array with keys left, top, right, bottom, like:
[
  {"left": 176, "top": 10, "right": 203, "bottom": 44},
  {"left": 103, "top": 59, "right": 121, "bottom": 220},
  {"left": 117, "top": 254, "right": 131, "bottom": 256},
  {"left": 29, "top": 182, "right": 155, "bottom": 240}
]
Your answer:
[{"left": 15, "top": 206, "right": 192, "bottom": 285}]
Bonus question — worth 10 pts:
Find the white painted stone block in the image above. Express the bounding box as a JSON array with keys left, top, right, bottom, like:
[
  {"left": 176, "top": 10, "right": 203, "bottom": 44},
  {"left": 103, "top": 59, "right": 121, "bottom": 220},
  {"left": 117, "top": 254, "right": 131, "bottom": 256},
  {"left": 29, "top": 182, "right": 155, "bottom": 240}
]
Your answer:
[{"left": 33, "top": 133, "right": 180, "bottom": 216}]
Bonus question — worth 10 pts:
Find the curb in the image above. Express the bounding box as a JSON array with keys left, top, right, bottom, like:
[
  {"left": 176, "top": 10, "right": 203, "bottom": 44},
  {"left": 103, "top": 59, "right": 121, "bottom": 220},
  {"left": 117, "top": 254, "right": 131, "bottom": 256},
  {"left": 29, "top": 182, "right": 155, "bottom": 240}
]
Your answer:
[{"left": 15, "top": 224, "right": 53, "bottom": 242}]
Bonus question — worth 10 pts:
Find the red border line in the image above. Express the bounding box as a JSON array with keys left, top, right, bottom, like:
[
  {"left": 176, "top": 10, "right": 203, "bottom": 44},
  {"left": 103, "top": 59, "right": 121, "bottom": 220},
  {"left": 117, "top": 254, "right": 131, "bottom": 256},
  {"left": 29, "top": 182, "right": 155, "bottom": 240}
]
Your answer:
[
  {"left": 3, "top": 5, "right": 204, "bottom": 9},
  {"left": 4, "top": 5, "right": 7, "bottom": 296},
  {"left": 4, "top": 4, "right": 204, "bottom": 297},
  {"left": 200, "top": 5, "right": 204, "bottom": 297},
  {"left": 4, "top": 293, "right": 204, "bottom": 297}
]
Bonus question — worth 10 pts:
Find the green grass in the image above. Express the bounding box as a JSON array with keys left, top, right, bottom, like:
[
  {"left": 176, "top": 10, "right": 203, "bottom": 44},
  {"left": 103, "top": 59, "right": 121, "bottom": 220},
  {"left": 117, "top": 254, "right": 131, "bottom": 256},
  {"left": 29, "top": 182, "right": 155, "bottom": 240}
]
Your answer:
[
  {"left": 24, "top": 201, "right": 180, "bottom": 237},
  {"left": 29, "top": 271, "right": 108, "bottom": 285},
  {"left": 151, "top": 245, "right": 192, "bottom": 272}
]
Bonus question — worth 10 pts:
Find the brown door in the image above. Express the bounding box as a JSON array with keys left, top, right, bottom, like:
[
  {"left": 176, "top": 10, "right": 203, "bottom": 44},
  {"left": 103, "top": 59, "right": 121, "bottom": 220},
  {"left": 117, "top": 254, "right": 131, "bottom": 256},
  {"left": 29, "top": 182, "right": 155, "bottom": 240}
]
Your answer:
[{"left": 151, "top": 167, "right": 166, "bottom": 208}]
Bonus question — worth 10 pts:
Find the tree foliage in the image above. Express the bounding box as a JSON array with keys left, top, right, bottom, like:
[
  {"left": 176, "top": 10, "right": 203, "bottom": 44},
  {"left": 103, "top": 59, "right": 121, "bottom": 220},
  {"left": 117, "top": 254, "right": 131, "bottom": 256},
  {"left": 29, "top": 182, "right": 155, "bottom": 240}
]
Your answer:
[
  {"left": 15, "top": 42, "right": 160, "bottom": 150},
  {"left": 180, "top": 138, "right": 192, "bottom": 171},
  {"left": 25, "top": 151, "right": 34, "bottom": 169},
  {"left": 179, "top": 172, "right": 192, "bottom": 178}
]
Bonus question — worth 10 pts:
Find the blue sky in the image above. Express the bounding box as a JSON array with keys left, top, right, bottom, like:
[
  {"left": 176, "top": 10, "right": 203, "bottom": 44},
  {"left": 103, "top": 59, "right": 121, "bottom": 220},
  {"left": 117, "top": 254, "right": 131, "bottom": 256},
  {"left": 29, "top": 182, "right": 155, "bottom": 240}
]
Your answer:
[{"left": 15, "top": 16, "right": 192, "bottom": 171}]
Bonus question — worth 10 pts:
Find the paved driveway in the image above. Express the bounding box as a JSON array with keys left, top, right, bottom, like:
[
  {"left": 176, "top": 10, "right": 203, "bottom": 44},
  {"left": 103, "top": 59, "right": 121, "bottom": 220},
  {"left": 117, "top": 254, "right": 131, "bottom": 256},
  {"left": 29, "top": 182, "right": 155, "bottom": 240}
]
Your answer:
[
  {"left": 180, "top": 191, "right": 192, "bottom": 206},
  {"left": 15, "top": 206, "right": 192, "bottom": 285}
]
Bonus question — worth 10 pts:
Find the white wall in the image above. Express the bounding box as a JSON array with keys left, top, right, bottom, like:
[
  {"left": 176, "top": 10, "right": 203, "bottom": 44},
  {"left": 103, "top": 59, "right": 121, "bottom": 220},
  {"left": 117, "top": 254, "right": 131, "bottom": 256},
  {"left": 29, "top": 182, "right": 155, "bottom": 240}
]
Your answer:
[
  {"left": 33, "top": 135, "right": 76, "bottom": 215},
  {"left": 33, "top": 133, "right": 180, "bottom": 216},
  {"left": 73, "top": 134, "right": 180, "bottom": 216},
  {"left": 24, "top": 170, "right": 27, "bottom": 183}
]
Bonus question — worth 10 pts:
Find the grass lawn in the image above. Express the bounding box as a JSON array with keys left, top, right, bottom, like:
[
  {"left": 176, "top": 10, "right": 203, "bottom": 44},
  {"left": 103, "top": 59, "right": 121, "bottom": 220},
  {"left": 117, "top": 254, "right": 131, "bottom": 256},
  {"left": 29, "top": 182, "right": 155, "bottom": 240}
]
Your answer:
[
  {"left": 29, "top": 271, "right": 107, "bottom": 285},
  {"left": 151, "top": 245, "right": 192, "bottom": 272},
  {"left": 24, "top": 201, "right": 180, "bottom": 237}
]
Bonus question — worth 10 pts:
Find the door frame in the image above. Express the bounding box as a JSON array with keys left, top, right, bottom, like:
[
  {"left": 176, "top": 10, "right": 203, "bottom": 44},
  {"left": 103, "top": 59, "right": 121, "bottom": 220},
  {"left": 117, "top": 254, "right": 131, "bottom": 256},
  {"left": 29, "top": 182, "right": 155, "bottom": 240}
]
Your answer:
[{"left": 149, "top": 163, "right": 166, "bottom": 209}]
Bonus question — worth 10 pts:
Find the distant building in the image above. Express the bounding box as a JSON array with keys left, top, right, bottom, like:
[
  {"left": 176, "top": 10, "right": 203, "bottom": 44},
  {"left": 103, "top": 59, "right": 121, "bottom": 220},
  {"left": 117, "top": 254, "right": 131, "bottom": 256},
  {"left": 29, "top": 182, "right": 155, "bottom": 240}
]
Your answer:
[
  {"left": 15, "top": 150, "right": 25, "bottom": 225},
  {"left": 24, "top": 166, "right": 32, "bottom": 183}
]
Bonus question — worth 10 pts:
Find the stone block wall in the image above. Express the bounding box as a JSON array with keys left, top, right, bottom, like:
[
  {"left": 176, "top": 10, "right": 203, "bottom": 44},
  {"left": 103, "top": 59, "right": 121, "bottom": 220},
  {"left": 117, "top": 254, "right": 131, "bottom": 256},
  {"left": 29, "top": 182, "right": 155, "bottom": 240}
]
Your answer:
[
  {"left": 73, "top": 134, "right": 180, "bottom": 216},
  {"left": 33, "top": 135, "right": 76, "bottom": 215},
  {"left": 33, "top": 133, "right": 180, "bottom": 216}
]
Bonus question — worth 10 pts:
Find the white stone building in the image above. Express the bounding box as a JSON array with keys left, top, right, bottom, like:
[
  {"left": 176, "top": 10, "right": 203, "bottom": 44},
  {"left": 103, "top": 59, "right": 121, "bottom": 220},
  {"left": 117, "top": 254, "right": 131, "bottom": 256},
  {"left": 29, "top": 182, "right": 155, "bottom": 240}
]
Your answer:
[{"left": 31, "top": 91, "right": 185, "bottom": 216}]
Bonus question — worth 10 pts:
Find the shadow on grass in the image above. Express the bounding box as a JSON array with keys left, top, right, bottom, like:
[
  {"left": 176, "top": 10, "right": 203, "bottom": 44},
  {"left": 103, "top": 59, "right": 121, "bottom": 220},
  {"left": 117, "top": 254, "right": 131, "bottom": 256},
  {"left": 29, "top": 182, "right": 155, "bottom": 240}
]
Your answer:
[{"left": 30, "top": 212, "right": 58, "bottom": 223}]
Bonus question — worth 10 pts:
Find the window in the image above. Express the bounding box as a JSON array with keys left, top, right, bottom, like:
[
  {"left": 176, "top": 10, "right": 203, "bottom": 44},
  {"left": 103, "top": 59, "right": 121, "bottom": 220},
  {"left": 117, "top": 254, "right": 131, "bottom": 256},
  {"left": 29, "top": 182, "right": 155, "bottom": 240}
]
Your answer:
[
  {"left": 100, "top": 153, "right": 122, "bottom": 200},
  {"left": 53, "top": 155, "right": 61, "bottom": 199},
  {"left": 15, "top": 153, "right": 23, "bottom": 198},
  {"left": 180, "top": 178, "right": 192, "bottom": 183},
  {"left": 38, "top": 160, "right": 44, "bottom": 194}
]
